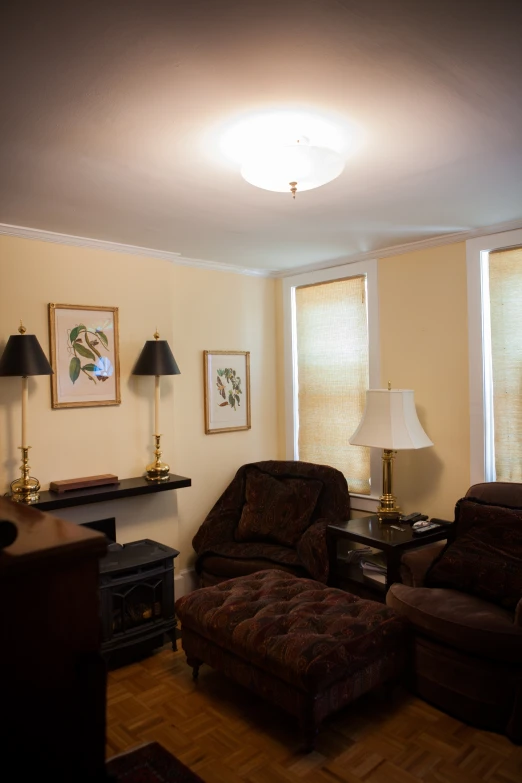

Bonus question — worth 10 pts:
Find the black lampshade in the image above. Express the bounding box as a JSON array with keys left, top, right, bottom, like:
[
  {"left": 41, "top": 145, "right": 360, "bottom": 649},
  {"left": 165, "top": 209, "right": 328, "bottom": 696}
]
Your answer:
[
  {"left": 0, "top": 334, "right": 53, "bottom": 377},
  {"left": 132, "top": 340, "right": 180, "bottom": 376}
]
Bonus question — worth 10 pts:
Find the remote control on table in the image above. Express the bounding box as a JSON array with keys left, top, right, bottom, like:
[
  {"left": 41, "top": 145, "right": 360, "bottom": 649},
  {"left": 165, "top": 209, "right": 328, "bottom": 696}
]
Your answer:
[
  {"left": 412, "top": 521, "right": 442, "bottom": 535},
  {"left": 401, "top": 512, "right": 428, "bottom": 524}
]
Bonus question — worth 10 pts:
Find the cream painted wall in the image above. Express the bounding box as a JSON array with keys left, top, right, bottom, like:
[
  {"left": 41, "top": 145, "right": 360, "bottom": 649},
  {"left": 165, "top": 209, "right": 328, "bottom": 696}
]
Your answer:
[
  {"left": 378, "top": 242, "right": 470, "bottom": 519},
  {"left": 276, "top": 241, "right": 471, "bottom": 521},
  {"left": 0, "top": 235, "right": 279, "bottom": 570},
  {"left": 169, "top": 263, "right": 281, "bottom": 564}
]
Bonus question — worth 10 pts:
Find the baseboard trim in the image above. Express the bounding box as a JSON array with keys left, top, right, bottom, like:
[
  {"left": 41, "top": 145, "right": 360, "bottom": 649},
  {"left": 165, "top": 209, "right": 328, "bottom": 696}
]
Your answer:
[{"left": 174, "top": 567, "right": 198, "bottom": 599}]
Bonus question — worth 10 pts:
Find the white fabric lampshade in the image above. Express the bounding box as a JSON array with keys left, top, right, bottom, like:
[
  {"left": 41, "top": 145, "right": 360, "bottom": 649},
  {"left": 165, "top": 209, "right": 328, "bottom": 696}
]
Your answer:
[{"left": 349, "top": 389, "right": 433, "bottom": 450}]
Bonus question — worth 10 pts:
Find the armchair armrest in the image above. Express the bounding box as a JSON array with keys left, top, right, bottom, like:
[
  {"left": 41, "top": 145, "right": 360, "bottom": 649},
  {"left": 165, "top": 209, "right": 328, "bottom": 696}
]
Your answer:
[
  {"left": 400, "top": 541, "right": 446, "bottom": 587},
  {"left": 192, "top": 471, "right": 247, "bottom": 554},
  {"left": 192, "top": 511, "right": 239, "bottom": 554},
  {"left": 297, "top": 518, "right": 329, "bottom": 583}
]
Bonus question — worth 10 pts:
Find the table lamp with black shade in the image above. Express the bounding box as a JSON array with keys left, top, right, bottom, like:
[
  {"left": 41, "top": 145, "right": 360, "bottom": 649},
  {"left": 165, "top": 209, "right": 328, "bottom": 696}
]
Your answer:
[
  {"left": 132, "top": 330, "right": 180, "bottom": 482},
  {"left": 349, "top": 383, "right": 433, "bottom": 522},
  {"left": 0, "top": 322, "right": 53, "bottom": 503}
]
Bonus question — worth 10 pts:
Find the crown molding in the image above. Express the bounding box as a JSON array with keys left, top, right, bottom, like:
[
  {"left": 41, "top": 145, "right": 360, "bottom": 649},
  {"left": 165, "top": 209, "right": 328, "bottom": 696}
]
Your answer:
[
  {"left": 274, "top": 217, "right": 522, "bottom": 278},
  {"left": 0, "top": 223, "right": 184, "bottom": 262},
  {"left": 172, "top": 255, "right": 273, "bottom": 277},
  {"left": 0, "top": 222, "right": 273, "bottom": 277},
  {"left": 2, "top": 216, "right": 521, "bottom": 280}
]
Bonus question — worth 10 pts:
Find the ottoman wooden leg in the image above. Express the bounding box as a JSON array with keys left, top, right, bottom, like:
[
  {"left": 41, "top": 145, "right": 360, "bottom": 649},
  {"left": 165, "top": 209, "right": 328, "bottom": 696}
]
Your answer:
[
  {"left": 374, "top": 676, "right": 402, "bottom": 703},
  {"left": 186, "top": 656, "right": 203, "bottom": 680},
  {"left": 300, "top": 708, "right": 319, "bottom": 753}
]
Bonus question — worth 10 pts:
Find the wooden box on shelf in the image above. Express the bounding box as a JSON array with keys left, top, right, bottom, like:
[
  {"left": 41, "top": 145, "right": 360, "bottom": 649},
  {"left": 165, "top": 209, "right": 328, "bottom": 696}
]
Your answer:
[{"left": 49, "top": 474, "right": 119, "bottom": 493}]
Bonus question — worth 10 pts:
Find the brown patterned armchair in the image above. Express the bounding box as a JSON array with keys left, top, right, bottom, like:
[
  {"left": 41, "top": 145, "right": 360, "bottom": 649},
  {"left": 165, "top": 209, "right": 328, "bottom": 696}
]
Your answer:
[
  {"left": 192, "top": 460, "right": 350, "bottom": 587},
  {"left": 387, "top": 482, "right": 522, "bottom": 743}
]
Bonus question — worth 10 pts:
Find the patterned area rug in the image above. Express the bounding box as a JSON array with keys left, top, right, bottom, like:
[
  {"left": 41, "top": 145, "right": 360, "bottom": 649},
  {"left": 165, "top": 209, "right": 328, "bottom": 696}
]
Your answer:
[{"left": 106, "top": 742, "right": 205, "bottom": 782}]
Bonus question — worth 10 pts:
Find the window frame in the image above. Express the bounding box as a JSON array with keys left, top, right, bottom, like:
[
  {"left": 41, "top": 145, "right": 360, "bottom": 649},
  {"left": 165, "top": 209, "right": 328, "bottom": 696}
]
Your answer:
[
  {"left": 467, "top": 228, "right": 522, "bottom": 485},
  {"left": 282, "top": 259, "right": 381, "bottom": 511}
]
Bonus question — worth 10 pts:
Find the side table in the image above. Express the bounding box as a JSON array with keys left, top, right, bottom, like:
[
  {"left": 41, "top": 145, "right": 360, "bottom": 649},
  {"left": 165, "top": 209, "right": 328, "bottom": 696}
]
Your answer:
[{"left": 327, "top": 515, "right": 453, "bottom": 602}]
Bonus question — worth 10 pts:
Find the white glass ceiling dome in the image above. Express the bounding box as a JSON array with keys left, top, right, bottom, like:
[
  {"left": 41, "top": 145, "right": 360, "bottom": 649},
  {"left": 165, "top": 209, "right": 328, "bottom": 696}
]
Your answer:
[{"left": 240, "top": 137, "right": 345, "bottom": 197}]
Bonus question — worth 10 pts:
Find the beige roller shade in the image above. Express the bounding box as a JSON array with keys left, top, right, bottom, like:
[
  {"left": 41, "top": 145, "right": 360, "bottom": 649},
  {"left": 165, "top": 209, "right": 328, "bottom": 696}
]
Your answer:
[
  {"left": 295, "top": 275, "right": 370, "bottom": 494},
  {"left": 489, "top": 246, "right": 522, "bottom": 482}
]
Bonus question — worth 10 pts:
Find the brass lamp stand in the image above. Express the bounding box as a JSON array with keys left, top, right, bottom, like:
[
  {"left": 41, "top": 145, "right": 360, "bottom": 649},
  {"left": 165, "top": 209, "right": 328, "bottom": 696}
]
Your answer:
[
  {"left": 11, "top": 446, "right": 41, "bottom": 504},
  {"left": 376, "top": 449, "right": 401, "bottom": 522},
  {"left": 132, "top": 330, "right": 181, "bottom": 482},
  {"left": 0, "top": 322, "right": 53, "bottom": 504},
  {"left": 146, "top": 434, "right": 170, "bottom": 483}
]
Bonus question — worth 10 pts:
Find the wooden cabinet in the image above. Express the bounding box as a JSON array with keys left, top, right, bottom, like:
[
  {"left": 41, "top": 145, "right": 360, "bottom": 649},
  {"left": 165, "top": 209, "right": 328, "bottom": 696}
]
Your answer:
[{"left": 0, "top": 496, "right": 108, "bottom": 782}]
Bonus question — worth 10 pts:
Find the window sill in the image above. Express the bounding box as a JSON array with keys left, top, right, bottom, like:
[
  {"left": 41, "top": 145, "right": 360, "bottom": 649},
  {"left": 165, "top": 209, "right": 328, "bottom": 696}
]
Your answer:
[{"left": 349, "top": 494, "right": 379, "bottom": 513}]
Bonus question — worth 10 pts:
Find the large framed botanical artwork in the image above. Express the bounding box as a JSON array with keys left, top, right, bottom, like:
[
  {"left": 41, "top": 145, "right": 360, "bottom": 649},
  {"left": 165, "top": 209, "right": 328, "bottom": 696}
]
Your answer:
[
  {"left": 48, "top": 303, "right": 121, "bottom": 408},
  {"left": 204, "top": 350, "right": 251, "bottom": 434}
]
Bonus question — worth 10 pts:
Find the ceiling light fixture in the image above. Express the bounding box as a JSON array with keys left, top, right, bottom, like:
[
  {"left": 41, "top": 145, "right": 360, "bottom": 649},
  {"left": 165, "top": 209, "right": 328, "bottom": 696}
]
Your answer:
[{"left": 240, "top": 136, "right": 345, "bottom": 199}]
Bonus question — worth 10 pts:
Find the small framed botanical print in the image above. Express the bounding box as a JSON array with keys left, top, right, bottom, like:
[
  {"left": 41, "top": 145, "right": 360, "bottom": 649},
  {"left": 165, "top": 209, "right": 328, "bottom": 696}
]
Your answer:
[
  {"left": 48, "top": 303, "right": 121, "bottom": 408},
  {"left": 204, "top": 350, "right": 251, "bottom": 434}
]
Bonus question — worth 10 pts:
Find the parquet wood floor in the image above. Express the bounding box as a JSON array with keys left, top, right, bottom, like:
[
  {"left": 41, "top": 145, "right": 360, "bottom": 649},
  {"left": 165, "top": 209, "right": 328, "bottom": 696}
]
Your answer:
[{"left": 106, "top": 645, "right": 522, "bottom": 783}]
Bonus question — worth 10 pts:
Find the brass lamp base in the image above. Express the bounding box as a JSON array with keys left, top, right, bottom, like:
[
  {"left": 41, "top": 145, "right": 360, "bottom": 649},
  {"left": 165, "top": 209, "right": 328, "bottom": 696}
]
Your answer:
[
  {"left": 145, "top": 435, "right": 170, "bottom": 482},
  {"left": 10, "top": 446, "right": 41, "bottom": 504},
  {"left": 377, "top": 448, "right": 401, "bottom": 523},
  {"left": 376, "top": 503, "right": 401, "bottom": 523}
]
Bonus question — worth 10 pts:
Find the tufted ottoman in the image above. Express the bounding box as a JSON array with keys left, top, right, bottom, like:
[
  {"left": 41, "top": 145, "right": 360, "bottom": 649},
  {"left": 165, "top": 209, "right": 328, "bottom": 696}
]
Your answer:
[{"left": 175, "top": 569, "right": 408, "bottom": 749}]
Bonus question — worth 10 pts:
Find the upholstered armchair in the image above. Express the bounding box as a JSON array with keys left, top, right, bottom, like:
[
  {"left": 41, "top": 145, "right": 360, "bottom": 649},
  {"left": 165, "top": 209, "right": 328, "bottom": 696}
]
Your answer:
[
  {"left": 192, "top": 460, "right": 350, "bottom": 587},
  {"left": 387, "top": 482, "right": 522, "bottom": 743}
]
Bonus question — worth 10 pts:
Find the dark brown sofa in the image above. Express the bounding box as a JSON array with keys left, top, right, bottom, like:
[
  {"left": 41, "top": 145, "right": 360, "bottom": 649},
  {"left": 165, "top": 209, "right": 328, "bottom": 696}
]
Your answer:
[
  {"left": 387, "top": 482, "right": 522, "bottom": 742},
  {"left": 192, "top": 460, "right": 350, "bottom": 587}
]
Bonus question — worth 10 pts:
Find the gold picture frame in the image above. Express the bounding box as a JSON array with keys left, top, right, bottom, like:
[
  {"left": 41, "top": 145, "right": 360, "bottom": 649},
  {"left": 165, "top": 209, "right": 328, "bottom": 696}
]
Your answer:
[
  {"left": 49, "top": 303, "right": 121, "bottom": 408},
  {"left": 204, "top": 350, "right": 251, "bottom": 434}
]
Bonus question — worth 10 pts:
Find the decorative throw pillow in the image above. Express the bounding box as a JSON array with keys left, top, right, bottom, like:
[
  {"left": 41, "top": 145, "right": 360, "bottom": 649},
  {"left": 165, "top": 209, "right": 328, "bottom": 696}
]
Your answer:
[
  {"left": 425, "top": 497, "right": 522, "bottom": 609},
  {"left": 235, "top": 469, "right": 323, "bottom": 547}
]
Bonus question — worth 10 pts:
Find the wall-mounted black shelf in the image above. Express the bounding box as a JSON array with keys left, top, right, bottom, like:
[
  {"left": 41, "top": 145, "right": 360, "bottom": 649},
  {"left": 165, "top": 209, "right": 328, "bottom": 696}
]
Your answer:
[{"left": 33, "top": 474, "right": 191, "bottom": 512}]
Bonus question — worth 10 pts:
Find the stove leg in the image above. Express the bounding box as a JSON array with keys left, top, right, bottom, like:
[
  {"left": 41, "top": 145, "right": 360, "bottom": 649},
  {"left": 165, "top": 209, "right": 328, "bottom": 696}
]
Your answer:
[{"left": 166, "top": 628, "right": 178, "bottom": 652}]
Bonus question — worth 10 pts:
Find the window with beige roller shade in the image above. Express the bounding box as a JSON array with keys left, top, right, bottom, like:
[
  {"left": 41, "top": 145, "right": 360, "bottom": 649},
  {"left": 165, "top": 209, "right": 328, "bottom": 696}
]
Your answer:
[
  {"left": 295, "top": 275, "right": 371, "bottom": 494},
  {"left": 489, "top": 246, "right": 522, "bottom": 482}
]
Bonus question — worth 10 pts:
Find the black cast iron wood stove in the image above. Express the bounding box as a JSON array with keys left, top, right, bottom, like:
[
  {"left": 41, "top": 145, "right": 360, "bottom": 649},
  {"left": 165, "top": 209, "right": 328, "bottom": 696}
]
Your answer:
[{"left": 98, "top": 538, "right": 179, "bottom": 663}]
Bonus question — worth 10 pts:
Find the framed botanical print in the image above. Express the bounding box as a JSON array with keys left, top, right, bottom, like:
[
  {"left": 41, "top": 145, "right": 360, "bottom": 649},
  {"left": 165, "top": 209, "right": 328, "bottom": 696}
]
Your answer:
[
  {"left": 48, "top": 303, "right": 121, "bottom": 408},
  {"left": 204, "top": 350, "right": 251, "bottom": 434}
]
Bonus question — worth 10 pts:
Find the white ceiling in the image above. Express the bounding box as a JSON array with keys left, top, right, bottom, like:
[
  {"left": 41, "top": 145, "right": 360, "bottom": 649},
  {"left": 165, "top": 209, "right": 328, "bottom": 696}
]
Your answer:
[{"left": 1, "top": 0, "right": 522, "bottom": 273}]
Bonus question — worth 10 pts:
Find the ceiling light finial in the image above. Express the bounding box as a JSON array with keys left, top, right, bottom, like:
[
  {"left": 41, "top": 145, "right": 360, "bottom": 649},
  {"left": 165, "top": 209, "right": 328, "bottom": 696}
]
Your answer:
[{"left": 289, "top": 182, "right": 297, "bottom": 199}]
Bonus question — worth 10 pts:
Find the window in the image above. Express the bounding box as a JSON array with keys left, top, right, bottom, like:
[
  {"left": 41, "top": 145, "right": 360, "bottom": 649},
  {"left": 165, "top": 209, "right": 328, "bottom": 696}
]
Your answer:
[
  {"left": 283, "top": 260, "right": 380, "bottom": 506},
  {"left": 467, "top": 229, "right": 522, "bottom": 484}
]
